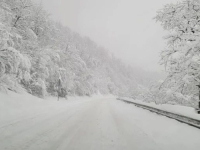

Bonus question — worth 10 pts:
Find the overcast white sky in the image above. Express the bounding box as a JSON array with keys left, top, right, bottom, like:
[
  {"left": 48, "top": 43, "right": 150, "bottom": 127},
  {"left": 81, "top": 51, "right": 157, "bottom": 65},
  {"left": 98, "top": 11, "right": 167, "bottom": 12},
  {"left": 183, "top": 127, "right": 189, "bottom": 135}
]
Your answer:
[{"left": 35, "top": 0, "right": 178, "bottom": 72}]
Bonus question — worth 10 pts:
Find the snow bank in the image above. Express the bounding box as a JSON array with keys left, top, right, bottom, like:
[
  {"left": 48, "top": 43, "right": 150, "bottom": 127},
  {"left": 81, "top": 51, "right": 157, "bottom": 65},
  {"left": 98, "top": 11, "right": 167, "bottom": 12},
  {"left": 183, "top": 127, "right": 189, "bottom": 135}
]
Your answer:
[
  {"left": 0, "top": 91, "right": 115, "bottom": 126},
  {"left": 120, "top": 97, "right": 200, "bottom": 120}
]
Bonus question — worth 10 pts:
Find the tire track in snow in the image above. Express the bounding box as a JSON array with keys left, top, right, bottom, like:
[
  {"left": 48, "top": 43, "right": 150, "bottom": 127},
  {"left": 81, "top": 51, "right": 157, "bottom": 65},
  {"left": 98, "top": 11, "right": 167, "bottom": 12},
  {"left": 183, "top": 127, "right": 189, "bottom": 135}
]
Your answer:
[
  {"left": 0, "top": 101, "right": 93, "bottom": 150},
  {"left": 109, "top": 100, "right": 164, "bottom": 150}
]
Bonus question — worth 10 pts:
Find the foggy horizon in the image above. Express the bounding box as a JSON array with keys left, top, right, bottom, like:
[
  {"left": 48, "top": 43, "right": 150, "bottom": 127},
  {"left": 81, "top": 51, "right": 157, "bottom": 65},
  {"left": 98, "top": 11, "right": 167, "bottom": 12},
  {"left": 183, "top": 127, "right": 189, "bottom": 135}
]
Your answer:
[{"left": 35, "top": 0, "right": 178, "bottom": 72}]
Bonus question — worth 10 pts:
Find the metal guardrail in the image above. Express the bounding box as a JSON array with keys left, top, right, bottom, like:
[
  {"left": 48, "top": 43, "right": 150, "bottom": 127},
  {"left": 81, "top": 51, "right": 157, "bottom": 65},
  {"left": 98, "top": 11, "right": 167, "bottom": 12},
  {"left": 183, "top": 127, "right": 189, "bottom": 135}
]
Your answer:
[{"left": 117, "top": 98, "right": 200, "bottom": 129}]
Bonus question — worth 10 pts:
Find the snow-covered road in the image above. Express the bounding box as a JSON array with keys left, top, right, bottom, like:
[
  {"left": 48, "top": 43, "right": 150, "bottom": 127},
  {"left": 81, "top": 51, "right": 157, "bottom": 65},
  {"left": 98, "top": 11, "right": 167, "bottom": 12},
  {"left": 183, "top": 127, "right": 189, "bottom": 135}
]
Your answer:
[{"left": 1, "top": 98, "right": 200, "bottom": 150}]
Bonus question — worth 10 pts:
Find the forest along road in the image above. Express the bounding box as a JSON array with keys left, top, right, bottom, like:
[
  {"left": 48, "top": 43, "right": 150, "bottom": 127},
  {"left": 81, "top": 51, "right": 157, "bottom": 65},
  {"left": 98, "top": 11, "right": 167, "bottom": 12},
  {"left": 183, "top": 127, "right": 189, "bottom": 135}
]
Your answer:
[{"left": 1, "top": 98, "right": 200, "bottom": 150}]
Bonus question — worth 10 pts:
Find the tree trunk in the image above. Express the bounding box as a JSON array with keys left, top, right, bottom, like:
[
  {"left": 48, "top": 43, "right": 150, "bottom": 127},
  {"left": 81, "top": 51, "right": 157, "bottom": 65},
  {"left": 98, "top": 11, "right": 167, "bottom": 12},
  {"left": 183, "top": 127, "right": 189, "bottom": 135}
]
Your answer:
[
  {"left": 197, "top": 85, "right": 200, "bottom": 114},
  {"left": 198, "top": 85, "right": 200, "bottom": 109}
]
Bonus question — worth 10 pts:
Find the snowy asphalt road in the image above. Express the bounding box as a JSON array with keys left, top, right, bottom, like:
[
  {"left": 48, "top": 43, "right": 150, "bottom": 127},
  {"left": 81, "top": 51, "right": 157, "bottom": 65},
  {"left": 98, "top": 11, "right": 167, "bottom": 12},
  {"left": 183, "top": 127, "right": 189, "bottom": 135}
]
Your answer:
[{"left": 1, "top": 98, "right": 200, "bottom": 150}]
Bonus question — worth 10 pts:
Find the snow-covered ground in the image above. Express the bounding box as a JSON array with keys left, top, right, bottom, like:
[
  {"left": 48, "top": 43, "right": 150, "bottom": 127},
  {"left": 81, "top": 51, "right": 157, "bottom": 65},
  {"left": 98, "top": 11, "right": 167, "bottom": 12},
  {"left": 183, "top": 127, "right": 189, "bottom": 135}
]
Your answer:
[
  {"left": 1, "top": 92, "right": 200, "bottom": 150},
  {"left": 0, "top": 91, "right": 113, "bottom": 126},
  {"left": 121, "top": 97, "right": 200, "bottom": 120}
]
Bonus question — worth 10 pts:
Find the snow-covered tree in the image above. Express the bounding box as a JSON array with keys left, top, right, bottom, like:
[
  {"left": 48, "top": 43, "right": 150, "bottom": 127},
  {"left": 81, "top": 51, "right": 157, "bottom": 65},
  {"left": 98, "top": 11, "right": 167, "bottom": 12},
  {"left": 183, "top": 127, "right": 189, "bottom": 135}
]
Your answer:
[
  {"left": 0, "top": 0, "right": 153, "bottom": 99},
  {"left": 154, "top": 0, "right": 200, "bottom": 106},
  {"left": 0, "top": 11, "right": 31, "bottom": 92}
]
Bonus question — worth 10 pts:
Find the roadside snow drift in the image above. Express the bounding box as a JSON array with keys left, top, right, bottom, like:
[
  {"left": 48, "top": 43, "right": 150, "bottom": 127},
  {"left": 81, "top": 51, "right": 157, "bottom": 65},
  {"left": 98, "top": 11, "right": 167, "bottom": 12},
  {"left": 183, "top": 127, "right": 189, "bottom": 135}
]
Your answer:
[{"left": 121, "top": 97, "right": 200, "bottom": 120}]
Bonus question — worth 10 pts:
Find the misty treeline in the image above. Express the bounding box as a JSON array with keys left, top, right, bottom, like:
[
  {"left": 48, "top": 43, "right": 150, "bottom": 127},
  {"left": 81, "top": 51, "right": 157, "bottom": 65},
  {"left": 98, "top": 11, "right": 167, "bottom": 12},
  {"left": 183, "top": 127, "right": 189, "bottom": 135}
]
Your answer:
[
  {"left": 136, "top": 0, "right": 200, "bottom": 107},
  {"left": 0, "top": 0, "right": 141, "bottom": 98},
  {"left": 1, "top": 0, "right": 199, "bottom": 108}
]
